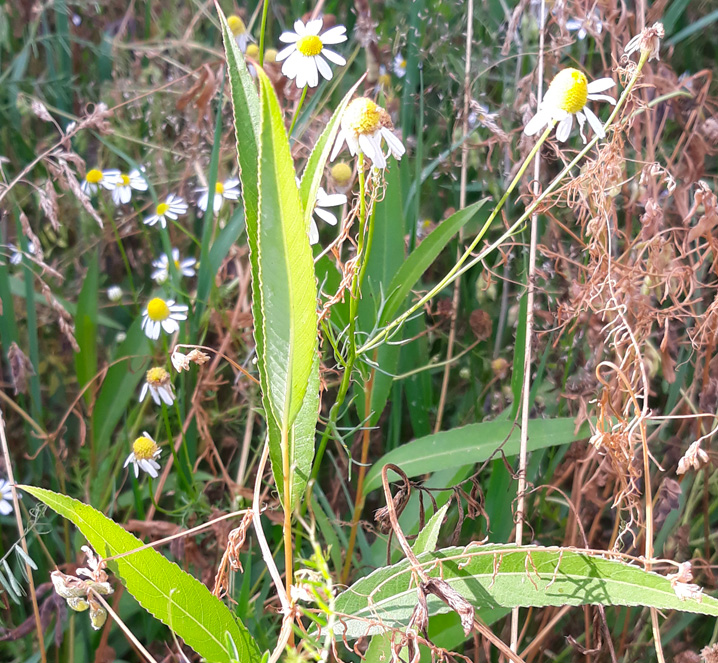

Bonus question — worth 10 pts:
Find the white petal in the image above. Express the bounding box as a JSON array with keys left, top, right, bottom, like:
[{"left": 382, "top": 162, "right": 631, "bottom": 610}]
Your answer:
[
  {"left": 308, "top": 219, "right": 319, "bottom": 245},
  {"left": 587, "top": 93, "right": 616, "bottom": 105},
  {"left": 583, "top": 106, "right": 605, "bottom": 138},
  {"left": 144, "top": 214, "right": 159, "bottom": 226},
  {"left": 305, "top": 18, "right": 323, "bottom": 35},
  {"left": 523, "top": 109, "right": 551, "bottom": 136},
  {"left": 314, "top": 207, "right": 338, "bottom": 226},
  {"left": 123, "top": 454, "right": 133, "bottom": 469},
  {"left": 320, "top": 26, "right": 347, "bottom": 44},
  {"left": 382, "top": 128, "right": 406, "bottom": 158},
  {"left": 279, "top": 31, "right": 299, "bottom": 43},
  {"left": 321, "top": 49, "right": 346, "bottom": 66},
  {"left": 197, "top": 192, "right": 209, "bottom": 211},
  {"left": 159, "top": 387, "right": 174, "bottom": 405},
  {"left": 330, "top": 133, "right": 347, "bottom": 162},
  {"left": 294, "top": 19, "right": 306, "bottom": 35},
  {"left": 576, "top": 111, "right": 587, "bottom": 143},
  {"left": 276, "top": 43, "right": 297, "bottom": 61},
  {"left": 112, "top": 188, "right": 122, "bottom": 205},
  {"left": 120, "top": 187, "right": 132, "bottom": 204},
  {"left": 139, "top": 383, "right": 148, "bottom": 402},
  {"left": 556, "top": 115, "right": 573, "bottom": 142},
  {"left": 161, "top": 318, "right": 180, "bottom": 334},
  {"left": 315, "top": 55, "right": 333, "bottom": 81},
  {"left": 281, "top": 51, "right": 302, "bottom": 79},
  {"left": 0, "top": 500, "right": 12, "bottom": 515},
  {"left": 318, "top": 192, "right": 347, "bottom": 207},
  {"left": 305, "top": 59, "right": 319, "bottom": 88},
  {"left": 587, "top": 77, "right": 616, "bottom": 93}
]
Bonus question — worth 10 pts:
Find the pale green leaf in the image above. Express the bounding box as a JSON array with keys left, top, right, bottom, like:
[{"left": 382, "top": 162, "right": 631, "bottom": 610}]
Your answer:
[
  {"left": 364, "top": 417, "right": 587, "bottom": 494},
  {"left": 21, "top": 486, "right": 261, "bottom": 663},
  {"left": 412, "top": 503, "right": 449, "bottom": 555},
  {"left": 332, "top": 544, "right": 718, "bottom": 639}
]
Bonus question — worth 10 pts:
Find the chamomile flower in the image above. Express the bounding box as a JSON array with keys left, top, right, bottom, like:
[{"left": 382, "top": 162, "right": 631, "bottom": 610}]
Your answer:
[
  {"left": 141, "top": 297, "right": 188, "bottom": 340},
  {"left": 393, "top": 53, "right": 407, "bottom": 78},
  {"left": 228, "top": 15, "right": 253, "bottom": 53},
  {"left": 330, "top": 162, "right": 353, "bottom": 188},
  {"left": 144, "top": 194, "right": 188, "bottom": 229},
  {"left": 124, "top": 433, "right": 162, "bottom": 479},
  {"left": 276, "top": 18, "right": 347, "bottom": 88},
  {"left": 566, "top": 10, "right": 603, "bottom": 40},
  {"left": 139, "top": 367, "right": 175, "bottom": 406},
  {"left": 81, "top": 169, "right": 121, "bottom": 195},
  {"left": 330, "top": 97, "right": 406, "bottom": 169},
  {"left": 309, "top": 188, "right": 347, "bottom": 245},
  {"left": 151, "top": 248, "right": 197, "bottom": 284},
  {"left": 7, "top": 241, "right": 36, "bottom": 266},
  {"left": 0, "top": 478, "right": 15, "bottom": 516},
  {"left": 196, "top": 178, "right": 240, "bottom": 215},
  {"left": 107, "top": 168, "right": 148, "bottom": 205},
  {"left": 523, "top": 68, "right": 616, "bottom": 143}
]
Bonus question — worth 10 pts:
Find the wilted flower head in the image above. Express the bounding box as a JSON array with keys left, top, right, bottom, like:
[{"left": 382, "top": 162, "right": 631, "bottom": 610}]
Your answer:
[
  {"left": 139, "top": 367, "right": 175, "bottom": 406},
  {"left": 171, "top": 347, "right": 210, "bottom": 372},
  {"left": 625, "top": 22, "right": 664, "bottom": 62},
  {"left": 677, "top": 440, "right": 710, "bottom": 475},
  {"left": 330, "top": 97, "right": 405, "bottom": 168},
  {"left": 524, "top": 67, "right": 616, "bottom": 143}
]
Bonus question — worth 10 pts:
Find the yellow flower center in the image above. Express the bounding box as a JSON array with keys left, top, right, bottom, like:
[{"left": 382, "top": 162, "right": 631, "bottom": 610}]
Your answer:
[
  {"left": 227, "top": 15, "right": 246, "bottom": 36},
  {"left": 146, "top": 367, "right": 170, "bottom": 386},
  {"left": 86, "top": 169, "right": 103, "bottom": 184},
  {"left": 147, "top": 297, "right": 170, "bottom": 321},
  {"left": 215, "top": 182, "right": 225, "bottom": 194},
  {"left": 547, "top": 68, "right": 588, "bottom": 114},
  {"left": 378, "top": 73, "right": 392, "bottom": 88},
  {"left": 264, "top": 48, "right": 278, "bottom": 63},
  {"left": 246, "top": 43, "right": 259, "bottom": 59},
  {"left": 120, "top": 173, "right": 131, "bottom": 186},
  {"left": 132, "top": 436, "right": 158, "bottom": 460},
  {"left": 297, "top": 35, "right": 323, "bottom": 57},
  {"left": 400, "top": 59, "right": 406, "bottom": 68},
  {"left": 156, "top": 202, "right": 170, "bottom": 216},
  {"left": 343, "top": 97, "right": 385, "bottom": 136},
  {"left": 331, "top": 162, "right": 352, "bottom": 185}
]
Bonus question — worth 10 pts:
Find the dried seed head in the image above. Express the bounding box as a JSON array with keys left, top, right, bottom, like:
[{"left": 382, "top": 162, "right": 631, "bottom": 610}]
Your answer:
[
  {"left": 702, "top": 643, "right": 718, "bottom": 663},
  {"left": 677, "top": 441, "right": 710, "bottom": 475},
  {"left": 625, "top": 22, "right": 664, "bottom": 61},
  {"left": 469, "top": 309, "right": 492, "bottom": 342}
]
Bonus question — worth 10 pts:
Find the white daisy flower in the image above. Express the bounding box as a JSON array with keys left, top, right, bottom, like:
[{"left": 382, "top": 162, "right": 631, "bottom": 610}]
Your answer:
[
  {"left": 196, "top": 178, "right": 240, "bottom": 215},
  {"left": 123, "top": 433, "right": 162, "bottom": 479},
  {"left": 523, "top": 68, "right": 616, "bottom": 143},
  {"left": 151, "top": 248, "right": 197, "bottom": 284},
  {"left": 7, "top": 241, "right": 36, "bottom": 266},
  {"left": 393, "top": 53, "right": 407, "bottom": 78},
  {"left": 107, "top": 285, "right": 123, "bottom": 302},
  {"left": 106, "top": 168, "right": 148, "bottom": 205},
  {"left": 139, "top": 367, "right": 175, "bottom": 406},
  {"left": 566, "top": 10, "right": 603, "bottom": 40},
  {"left": 141, "top": 297, "right": 189, "bottom": 340},
  {"left": 144, "top": 194, "right": 188, "bottom": 229},
  {"left": 276, "top": 18, "right": 347, "bottom": 88},
  {"left": 81, "top": 169, "right": 121, "bottom": 195},
  {"left": 0, "top": 478, "right": 16, "bottom": 516},
  {"left": 310, "top": 188, "right": 347, "bottom": 245},
  {"left": 330, "top": 97, "right": 406, "bottom": 169},
  {"left": 228, "top": 15, "right": 253, "bottom": 53}
]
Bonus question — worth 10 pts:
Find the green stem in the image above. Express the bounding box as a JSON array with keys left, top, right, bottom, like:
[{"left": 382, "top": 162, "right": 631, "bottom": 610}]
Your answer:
[
  {"left": 107, "top": 214, "right": 137, "bottom": 306},
  {"left": 359, "top": 52, "right": 650, "bottom": 357},
  {"left": 312, "top": 153, "right": 371, "bottom": 480},
  {"left": 161, "top": 403, "right": 192, "bottom": 493},
  {"left": 288, "top": 86, "right": 308, "bottom": 138},
  {"left": 258, "top": 0, "right": 269, "bottom": 67}
]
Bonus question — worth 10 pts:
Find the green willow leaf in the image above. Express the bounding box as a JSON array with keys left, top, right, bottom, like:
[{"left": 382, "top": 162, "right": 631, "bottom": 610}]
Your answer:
[
  {"left": 21, "top": 486, "right": 261, "bottom": 663},
  {"left": 332, "top": 544, "right": 718, "bottom": 639},
  {"left": 74, "top": 252, "right": 98, "bottom": 405},
  {"left": 380, "top": 199, "right": 489, "bottom": 327},
  {"left": 256, "top": 67, "right": 318, "bottom": 506},
  {"left": 363, "top": 417, "right": 586, "bottom": 494}
]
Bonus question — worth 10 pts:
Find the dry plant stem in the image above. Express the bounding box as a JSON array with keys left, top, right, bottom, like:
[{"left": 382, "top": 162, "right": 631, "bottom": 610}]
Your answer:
[
  {"left": 359, "top": 52, "right": 650, "bottom": 358},
  {"left": 380, "top": 465, "right": 527, "bottom": 663},
  {"left": 435, "top": 0, "right": 474, "bottom": 434},
  {"left": 91, "top": 591, "right": 158, "bottom": 663},
  {"left": 0, "top": 411, "right": 46, "bottom": 663},
  {"left": 512, "top": 0, "right": 545, "bottom": 651}
]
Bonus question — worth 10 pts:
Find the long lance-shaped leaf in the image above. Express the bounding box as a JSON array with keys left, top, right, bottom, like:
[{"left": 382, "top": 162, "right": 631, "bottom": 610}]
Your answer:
[
  {"left": 22, "top": 486, "right": 261, "bottom": 663},
  {"left": 256, "top": 67, "right": 318, "bottom": 505},
  {"left": 299, "top": 77, "right": 363, "bottom": 229},
  {"left": 363, "top": 416, "right": 586, "bottom": 494},
  {"left": 331, "top": 544, "right": 718, "bottom": 639}
]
